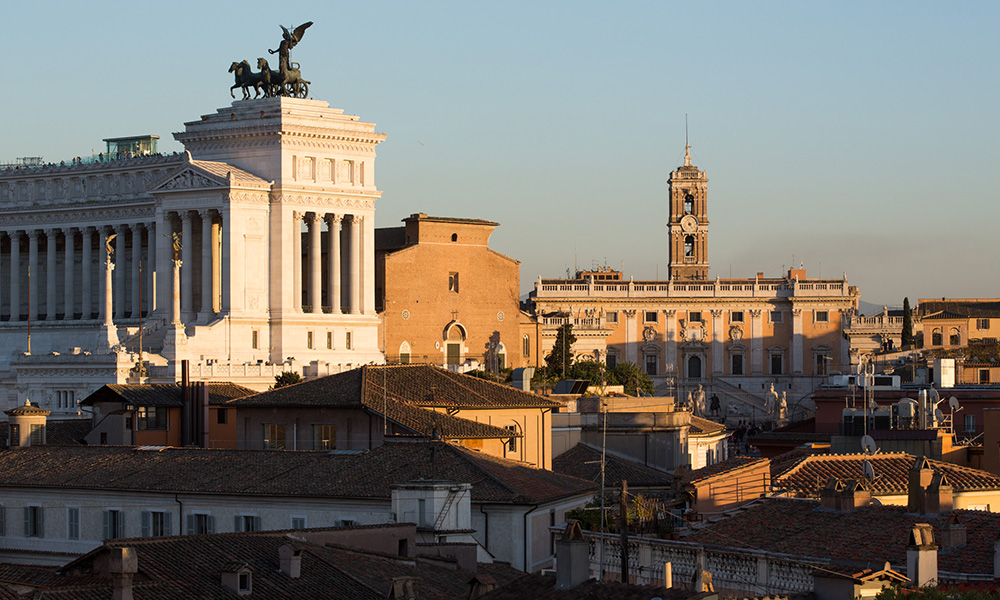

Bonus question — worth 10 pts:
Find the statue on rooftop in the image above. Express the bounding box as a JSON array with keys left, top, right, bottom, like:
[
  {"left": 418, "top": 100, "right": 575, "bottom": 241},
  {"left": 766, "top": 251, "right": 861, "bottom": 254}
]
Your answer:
[{"left": 228, "top": 21, "right": 312, "bottom": 99}]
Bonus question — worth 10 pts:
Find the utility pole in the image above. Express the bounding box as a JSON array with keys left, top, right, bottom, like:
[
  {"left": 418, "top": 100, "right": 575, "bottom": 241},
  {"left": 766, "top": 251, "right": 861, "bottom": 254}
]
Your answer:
[{"left": 619, "top": 479, "right": 629, "bottom": 583}]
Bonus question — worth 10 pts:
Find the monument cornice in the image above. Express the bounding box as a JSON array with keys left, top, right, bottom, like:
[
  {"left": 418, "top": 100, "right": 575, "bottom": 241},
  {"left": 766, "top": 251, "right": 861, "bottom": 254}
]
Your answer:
[
  {"left": 0, "top": 205, "right": 155, "bottom": 228},
  {"left": 270, "top": 192, "right": 377, "bottom": 210}
]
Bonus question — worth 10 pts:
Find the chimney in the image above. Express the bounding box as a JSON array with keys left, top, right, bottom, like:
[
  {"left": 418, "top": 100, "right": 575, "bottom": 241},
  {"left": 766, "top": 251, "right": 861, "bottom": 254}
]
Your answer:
[
  {"left": 940, "top": 514, "right": 967, "bottom": 549},
  {"left": 466, "top": 575, "right": 497, "bottom": 599},
  {"left": 278, "top": 543, "right": 302, "bottom": 579},
  {"left": 925, "top": 472, "right": 954, "bottom": 515},
  {"left": 388, "top": 577, "right": 417, "bottom": 600},
  {"left": 838, "top": 479, "right": 871, "bottom": 510},
  {"left": 554, "top": 521, "right": 590, "bottom": 590},
  {"left": 906, "top": 523, "right": 938, "bottom": 587},
  {"left": 109, "top": 547, "right": 138, "bottom": 600},
  {"left": 907, "top": 457, "right": 935, "bottom": 513},
  {"left": 820, "top": 478, "right": 842, "bottom": 510},
  {"left": 511, "top": 367, "right": 535, "bottom": 392}
]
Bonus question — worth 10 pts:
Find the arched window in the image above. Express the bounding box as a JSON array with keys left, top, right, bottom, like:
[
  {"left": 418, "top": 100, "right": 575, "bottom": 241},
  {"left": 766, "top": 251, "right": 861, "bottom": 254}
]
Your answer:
[
  {"left": 399, "top": 341, "right": 411, "bottom": 365},
  {"left": 451, "top": 233, "right": 458, "bottom": 242},
  {"left": 688, "top": 355, "right": 702, "bottom": 379},
  {"left": 684, "top": 236, "right": 695, "bottom": 257},
  {"left": 950, "top": 328, "right": 961, "bottom": 346},
  {"left": 683, "top": 194, "right": 694, "bottom": 214},
  {"left": 932, "top": 328, "right": 943, "bottom": 346},
  {"left": 522, "top": 334, "right": 530, "bottom": 357},
  {"left": 496, "top": 343, "right": 506, "bottom": 370}
]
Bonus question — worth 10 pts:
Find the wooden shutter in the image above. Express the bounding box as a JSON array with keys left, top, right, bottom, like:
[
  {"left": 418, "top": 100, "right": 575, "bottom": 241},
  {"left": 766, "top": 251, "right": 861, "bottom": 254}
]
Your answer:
[
  {"left": 163, "top": 512, "right": 172, "bottom": 536},
  {"left": 141, "top": 511, "right": 151, "bottom": 537},
  {"left": 102, "top": 511, "right": 110, "bottom": 540}
]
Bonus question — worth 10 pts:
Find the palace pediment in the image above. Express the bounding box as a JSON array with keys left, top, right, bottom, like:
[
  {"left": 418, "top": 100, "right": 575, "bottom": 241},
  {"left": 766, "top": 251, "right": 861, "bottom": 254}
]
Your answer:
[{"left": 151, "top": 152, "right": 270, "bottom": 193}]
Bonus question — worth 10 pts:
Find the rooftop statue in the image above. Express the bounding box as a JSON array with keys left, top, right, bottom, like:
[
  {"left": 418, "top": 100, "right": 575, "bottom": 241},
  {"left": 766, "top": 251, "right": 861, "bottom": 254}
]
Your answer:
[{"left": 228, "top": 21, "right": 312, "bottom": 99}]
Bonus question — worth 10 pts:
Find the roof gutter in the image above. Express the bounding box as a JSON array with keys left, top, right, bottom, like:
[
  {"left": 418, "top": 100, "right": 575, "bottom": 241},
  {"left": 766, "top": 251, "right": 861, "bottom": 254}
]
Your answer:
[{"left": 522, "top": 502, "right": 539, "bottom": 572}]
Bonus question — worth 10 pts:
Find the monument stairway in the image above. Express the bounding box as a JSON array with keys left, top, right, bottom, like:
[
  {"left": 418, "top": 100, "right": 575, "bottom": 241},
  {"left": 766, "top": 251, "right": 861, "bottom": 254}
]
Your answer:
[
  {"left": 712, "top": 378, "right": 769, "bottom": 413},
  {"left": 119, "top": 319, "right": 169, "bottom": 355}
]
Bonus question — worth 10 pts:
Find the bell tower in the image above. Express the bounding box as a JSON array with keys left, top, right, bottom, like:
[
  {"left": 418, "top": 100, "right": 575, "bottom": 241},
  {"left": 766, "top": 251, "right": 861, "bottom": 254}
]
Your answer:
[{"left": 667, "top": 144, "right": 709, "bottom": 281}]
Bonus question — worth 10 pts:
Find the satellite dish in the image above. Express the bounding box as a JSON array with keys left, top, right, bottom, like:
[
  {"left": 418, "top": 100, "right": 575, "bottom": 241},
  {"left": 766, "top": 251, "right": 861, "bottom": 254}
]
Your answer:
[
  {"left": 949, "top": 396, "right": 961, "bottom": 412},
  {"left": 861, "top": 435, "right": 877, "bottom": 454},
  {"left": 862, "top": 460, "right": 876, "bottom": 481},
  {"left": 929, "top": 387, "right": 941, "bottom": 405},
  {"left": 934, "top": 408, "right": 945, "bottom": 423},
  {"left": 871, "top": 497, "right": 883, "bottom": 506}
]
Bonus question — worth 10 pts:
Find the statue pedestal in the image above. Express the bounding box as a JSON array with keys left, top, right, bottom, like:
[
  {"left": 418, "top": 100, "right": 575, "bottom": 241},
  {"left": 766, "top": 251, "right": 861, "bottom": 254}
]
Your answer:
[
  {"left": 774, "top": 417, "right": 789, "bottom": 429},
  {"left": 96, "top": 324, "right": 120, "bottom": 354},
  {"left": 162, "top": 324, "right": 188, "bottom": 362}
]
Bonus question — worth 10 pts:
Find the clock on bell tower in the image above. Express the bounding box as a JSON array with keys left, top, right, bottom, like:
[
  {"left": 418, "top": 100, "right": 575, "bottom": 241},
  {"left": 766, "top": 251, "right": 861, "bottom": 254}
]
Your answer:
[{"left": 667, "top": 143, "right": 709, "bottom": 281}]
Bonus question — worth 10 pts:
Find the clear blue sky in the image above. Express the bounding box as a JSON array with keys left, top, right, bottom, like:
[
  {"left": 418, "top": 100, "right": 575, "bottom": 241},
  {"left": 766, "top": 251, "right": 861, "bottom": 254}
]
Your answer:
[{"left": 3, "top": 1, "right": 998, "bottom": 308}]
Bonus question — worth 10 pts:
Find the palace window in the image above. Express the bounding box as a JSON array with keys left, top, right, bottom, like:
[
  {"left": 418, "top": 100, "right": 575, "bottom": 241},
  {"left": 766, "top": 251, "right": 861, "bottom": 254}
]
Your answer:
[
  {"left": 103, "top": 509, "right": 124, "bottom": 539},
  {"left": 770, "top": 311, "right": 783, "bottom": 324},
  {"left": 136, "top": 407, "right": 167, "bottom": 431},
  {"left": 307, "top": 331, "right": 314, "bottom": 349},
  {"left": 815, "top": 353, "right": 830, "bottom": 376},
  {"left": 346, "top": 331, "right": 353, "bottom": 350},
  {"left": 187, "top": 513, "right": 215, "bottom": 535},
  {"left": 235, "top": 515, "right": 261, "bottom": 532},
  {"left": 327, "top": 331, "right": 333, "bottom": 349},
  {"left": 606, "top": 311, "right": 618, "bottom": 324},
  {"left": 687, "top": 355, "right": 703, "bottom": 379},
  {"left": 448, "top": 272, "right": 460, "bottom": 293},
  {"left": 24, "top": 506, "right": 43, "bottom": 538},
  {"left": 142, "top": 510, "right": 171, "bottom": 537},
  {"left": 67, "top": 508, "right": 79, "bottom": 540},
  {"left": 56, "top": 390, "right": 75, "bottom": 409},
  {"left": 684, "top": 236, "right": 695, "bottom": 257},
  {"left": 950, "top": 328, "right": 961, "bottom": 346},
  {"left": 262, "top": 423, "right": 286, "bottom": 450},
  {"left": 731, "top": 353, "right": 744, "bottom": 375},
  {"left": 645, "top": 354, "right": 658, "bottom": 376},
  {"left": 505, "top": 425, "right": 518, "bottom": 453},
  {"left": 644, "top": 311, "right": 658, "bottom": 323},
  {"left": 770, "top": 353, "right": 784, "bottom": 375},
  {"left": 251, "top": 330, "right": 259, "bottom": 349},
  {"left": 683, "top": 194, "right": 694, "bottom": 214},
  {"left": 932, "top": 329, "right": 943, "bottom": 346},
  {"left": 731, "top": 311, "right": 744, "bottom": 323},
  {"left": 978, "top": 318, "right": 990, "bottom": 330},
  {"left": 313, "top": 424, "right": 336, "bottom": 450},
  {"left": 688, "top": 311, "right": 702, "bottom": 323},
  {"left": 606, "top": 352, "right": 618, "bottom": 370},
  {"left": 815, "top": 311, "right": 829, "bottom": 323},
  {"left": 523, "top": 334, "right": 530, "bottom": 357}
]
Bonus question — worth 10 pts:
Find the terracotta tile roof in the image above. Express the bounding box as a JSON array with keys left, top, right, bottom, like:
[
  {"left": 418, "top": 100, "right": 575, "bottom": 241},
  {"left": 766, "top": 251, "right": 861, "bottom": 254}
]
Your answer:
[
  {"left": 479, "top": 574, "right": 713, "bottom": 599},
  {"left": 773, "top": 452, "right": 1000, "bottom": 497},
  {"left": 919, "top": 300, "right": 1000, "bottom": 319},
  {"left": 80, "top": 383, "right": 256, "bottom": 407},
  {"left": 14, "top": 527, "right": 523, "bottom": 600},
  {"left": 231, "top": 364, "right": 561, "bottom": 410},
  {"left": 0, "top": 440, "right": 596, "bottom": 505},
  {"left": 0, "top": 419, "right": 91, "bottom": 448},
  {"left": 689, "top": 416, "right": 726, "bottom": 436},
  {"left": 553, "top": 443, "right": 673, "bottom": 488},
  {"left": 378, "top": 397, "right": 519, "bottom": 439},
  {"left": 686, "top": 497, "right": 1000, "bottom": 576},
  {"left": 680, "top": 456, "right": 769, "bottom": 486}
]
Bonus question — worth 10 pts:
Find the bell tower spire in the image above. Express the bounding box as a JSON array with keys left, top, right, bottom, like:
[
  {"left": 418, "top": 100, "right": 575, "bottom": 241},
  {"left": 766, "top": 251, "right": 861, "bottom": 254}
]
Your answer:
[{"left": 667, "top": 134, "right": 709, "bottom": 281}]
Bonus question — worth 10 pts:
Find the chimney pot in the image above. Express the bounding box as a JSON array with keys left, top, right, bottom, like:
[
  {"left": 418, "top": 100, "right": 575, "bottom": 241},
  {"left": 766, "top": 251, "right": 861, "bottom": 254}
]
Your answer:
[{"left": 279, "top": 543, "right": 302, "bottom": 579}]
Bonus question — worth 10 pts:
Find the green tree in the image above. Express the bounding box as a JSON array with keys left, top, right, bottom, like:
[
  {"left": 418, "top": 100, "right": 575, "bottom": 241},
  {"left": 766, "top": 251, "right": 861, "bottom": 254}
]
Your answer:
[
  {"left": 273, "top": 371, "right": 302, "bottom": 389},
  {"left": 569, "top": 360, "right": 606, "bottom": 386},
  {"left": 901, "top": 297, "right": 914, "bottom": 349},
  {"left": 545, "top": 323, "right": 577, "bottom": 377},
  {"left": 608, "top": 361, "right": 654, "bottom": 396}
]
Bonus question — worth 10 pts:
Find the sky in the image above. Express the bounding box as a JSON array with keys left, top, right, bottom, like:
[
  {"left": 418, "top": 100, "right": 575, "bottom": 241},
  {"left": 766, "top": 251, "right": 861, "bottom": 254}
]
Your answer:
[{"left": 2, "top": 1, "right": 998, "bottom": 309}]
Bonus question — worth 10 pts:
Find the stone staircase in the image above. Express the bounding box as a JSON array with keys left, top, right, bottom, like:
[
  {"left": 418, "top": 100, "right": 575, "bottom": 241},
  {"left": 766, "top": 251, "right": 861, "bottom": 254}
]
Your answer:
[{"left": 711, "top": 378, "right": 769, "bottom": 413}]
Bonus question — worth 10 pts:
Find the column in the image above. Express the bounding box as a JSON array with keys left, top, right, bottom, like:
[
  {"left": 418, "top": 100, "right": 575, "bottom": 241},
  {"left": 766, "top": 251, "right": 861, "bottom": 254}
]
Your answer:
[
  {"left": 663, "top": 310, "right": 677, "bottom": 375},
  {"left": 131, "top": 223, "right": 143, "bottom": 318},
  {"left": 291, "top": 211, "right": 302, "bottom": 312},
  {"left": 750, "top": 309, "right": 763, "bottom": 374},
  {"left": 363, "top": 212, "right": 375, "bottom": 314},
  {"left": 46, "top": 228, "right": 57, "bottom": 320},
  {"left": 63, "top": 228, "right": 76, "bottom": 320},
  {"left": 349, "top": 215, "right": 361, "bottom": 315},
  {"left": 199, "top": 210, "right": 214, "bottom": 322},
  {"left": 98, "top": 228, "right": 110, "bottom": 323},
  {"left": 181, "top": 212, "right": 194, "bottom": 321},
  {"left": 147, "top": 221, "right": 156, "bottom": 315},
  {"left": 172, "top": 258, "right": 182, "bottom": 324},
  {"left": 326, "top": 214, "right": 341, "bottom": 314},
  {"left": 211, "top": 216, "right": 221, "bottom": 314},
  {"left": 711, "top": 310, "right": 724, "bottom": 374},
  {"left": 114, "top": 224, "right": 126, "bottom": 320},
  {"left": 103, "top": 234, "right": 115, "bottom": 327},
  {"left": 792, "top": 308, "right": 804, "bottom": 374},
  {"left": 28, "top": 230, "right": 39, "bottom": 322},
  {"left": 623, "top": 309, "right": 637, "bottom": 364},
  {"left": 308, "top": 213, "right": 322, "bottom": 313},
  {"left": 81, "top": 228, "right": 92, "bottom": 320},
  {"left": 8, "top": 231, "right": 19, "bottom": 322},
  {"left": 154, "top": 215, "right": 173, "bottom": 319}
]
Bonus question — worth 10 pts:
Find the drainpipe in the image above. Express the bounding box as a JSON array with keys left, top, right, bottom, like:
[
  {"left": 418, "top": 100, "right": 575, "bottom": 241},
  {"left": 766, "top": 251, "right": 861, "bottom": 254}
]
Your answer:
[
  {"left": 479, "top": 504, "right": 490, "bottom": 549},
  {"left": 522, "top": 503, "right": 539, "bottom": 572},
  {"left": 174, "top": 494, "right": 183, "bottom": 534}
]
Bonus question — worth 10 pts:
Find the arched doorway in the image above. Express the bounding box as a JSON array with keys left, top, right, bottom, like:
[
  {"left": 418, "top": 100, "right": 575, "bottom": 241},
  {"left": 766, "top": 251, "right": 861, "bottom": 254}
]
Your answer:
[{"left": 688, "top": 355, "right": 702, "bottom": 379}]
